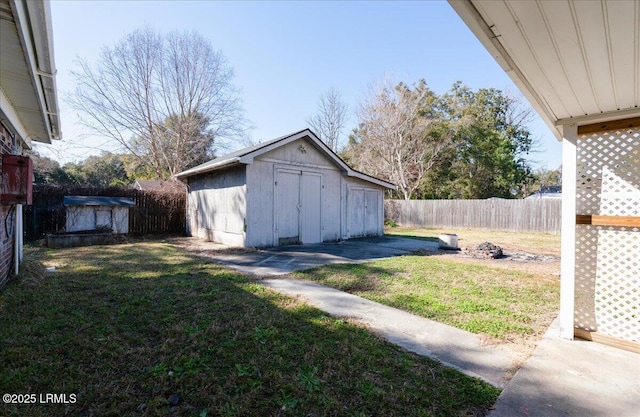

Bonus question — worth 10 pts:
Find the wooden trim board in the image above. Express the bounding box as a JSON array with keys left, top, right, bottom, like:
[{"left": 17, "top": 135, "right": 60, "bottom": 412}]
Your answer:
[
  {"left": 576, "top": 215, "right": 640, "bottom": 227},
  {"left": 574, "top": 329, "right": 640, "bottom": 354},
  {"left": 578, "top": 117, "right": 640, "bottom": 135}
]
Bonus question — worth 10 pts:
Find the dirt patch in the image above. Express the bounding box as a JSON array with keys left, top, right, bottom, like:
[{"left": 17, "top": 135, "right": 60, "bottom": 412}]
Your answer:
[
  {"left": 425, "top": 248, "right": 561, "bottom": 278},
  {"left": 166, "top": 237, "right": 259, "bottom": 256}
]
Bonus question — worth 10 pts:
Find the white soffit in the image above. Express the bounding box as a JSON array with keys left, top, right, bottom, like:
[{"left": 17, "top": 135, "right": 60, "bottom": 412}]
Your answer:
[
  {"left": 449, "top": 0, "right": 640, "bottom": 139},
  {"left": 0, "top": 0, "right": 60, "bottom": 144}
]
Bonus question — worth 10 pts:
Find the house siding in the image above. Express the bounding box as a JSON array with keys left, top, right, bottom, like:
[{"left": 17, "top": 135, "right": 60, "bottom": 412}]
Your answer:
[{"left": 0, "top": 122, "right": 20, "bottom": 288}]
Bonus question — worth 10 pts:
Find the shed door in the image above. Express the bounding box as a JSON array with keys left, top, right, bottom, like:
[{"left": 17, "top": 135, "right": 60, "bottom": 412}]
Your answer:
[
  {"left": 300, "top": 172, "right": 322, "bottom": 244},
  {"left": 275, "top": 169, "right": 322, "bottom": 245},
  {"left": 347, "top": 188, "right": 365, "bottom": 238},
  {"left": 96, "top": 208, "right": 112, "bottom": 230},
  {"left": 364, "top": 190, "right": 380, "bottom": 235},
  {"left": 276, "top": 170, "right": 301, "bottom": 245}
]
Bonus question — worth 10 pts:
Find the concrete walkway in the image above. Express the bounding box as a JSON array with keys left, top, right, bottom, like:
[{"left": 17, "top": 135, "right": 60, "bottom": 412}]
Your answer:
[{"left": 261, "top": 277, "right": 518, "bottom": 388}]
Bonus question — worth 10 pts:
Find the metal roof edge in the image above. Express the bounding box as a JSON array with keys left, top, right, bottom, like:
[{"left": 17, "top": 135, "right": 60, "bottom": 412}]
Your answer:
[
  {"left": 174, "top": 128, "right": 396, "bottom": 190},
  {"left": 347, "top": 170, "right": 397, "bottom": 190},
  {"left": 174, "top": 158, "right": 241, "bottom": 179},
  {"left": 63, "top": 196, "right": 135, "bottom": 207}
]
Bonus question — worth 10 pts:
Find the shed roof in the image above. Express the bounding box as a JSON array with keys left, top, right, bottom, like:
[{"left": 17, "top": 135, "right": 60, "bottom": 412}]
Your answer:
[
  {"left": 134, "top": 180, "right": 163, "bottom": 190},
  {"left": 175, "top": 129, "right": 396, "bottom": 189},
  {"left": 449, "top": 0, "right": 640, "bottom": 138},
  {"left": 63, "top": 196, "right": 135, "bottom": 207}
]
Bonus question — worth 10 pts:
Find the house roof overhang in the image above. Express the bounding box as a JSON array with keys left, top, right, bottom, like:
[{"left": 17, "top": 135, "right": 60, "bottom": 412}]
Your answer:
[
  {"left": 448, "top": 0, "right": 640, "bottom": 138},
  {"left": 0, "top": 0, "right": 60, "bottom": 147}
]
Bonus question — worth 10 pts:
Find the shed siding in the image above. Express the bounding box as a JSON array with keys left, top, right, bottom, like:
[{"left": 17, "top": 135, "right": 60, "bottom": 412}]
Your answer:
[
  {"left": 187, "top": 166, "right": 247, "bottom": 247},
  {"left": 66, "top": 206, "right": 129, "bottom": 233},
  {"left": 245, "top": 160, "right": 274, "bottom": 247}
]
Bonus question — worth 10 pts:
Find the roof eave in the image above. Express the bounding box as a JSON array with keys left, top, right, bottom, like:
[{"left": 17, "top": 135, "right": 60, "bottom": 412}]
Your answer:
[
  {"left": 449, "top": 0, "right": 640, "bottom": 139},
  {"left": 347, "top": 171, "right": 396, "bottom": 190},
  {"left": 5, "top": 0, "right": 61, "bottom": 145},
  {"left": 174, "top": 158, "right": 242, "bottom": 180}
]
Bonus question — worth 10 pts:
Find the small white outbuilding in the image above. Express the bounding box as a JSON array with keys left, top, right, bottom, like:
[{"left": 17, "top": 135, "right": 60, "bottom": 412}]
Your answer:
[
  {"left": 63, "top": 196, "right": 135, "bottom": 234},
  {"left": 175, "top": 129, "right": 395, "bottom": 247}
]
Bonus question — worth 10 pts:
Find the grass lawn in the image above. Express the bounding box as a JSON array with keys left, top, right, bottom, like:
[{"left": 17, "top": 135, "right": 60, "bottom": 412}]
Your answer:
[
  {"left": 294, "top": 228, "right": 560, "bottom": 348},
  {"left": 1, "top": 242, "right": 499, "bottom": 417}
]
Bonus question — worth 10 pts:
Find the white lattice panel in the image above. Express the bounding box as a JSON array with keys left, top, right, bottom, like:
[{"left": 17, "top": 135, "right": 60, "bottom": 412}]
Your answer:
[
  {"left": 575, "top": 225, "right": 598, "bottom": 331},
  {"left": 575, "top": 128, "right": 640, "bottom": 342},
  {"left": 595, "top": 230, "right": 640, "bottom": 341}
]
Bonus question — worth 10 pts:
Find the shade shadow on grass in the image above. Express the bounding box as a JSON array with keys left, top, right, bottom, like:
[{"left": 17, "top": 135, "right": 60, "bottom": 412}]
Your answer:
[
  {"left": 1, "top": 243, "right": 499, "bottom": 417},
  {"left": 296, "top": 262, "right": 403, "bottom": 294}
]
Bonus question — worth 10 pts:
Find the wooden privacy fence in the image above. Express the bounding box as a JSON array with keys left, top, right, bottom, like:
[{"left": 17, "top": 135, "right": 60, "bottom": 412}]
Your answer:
[
  {"left": 23, "top": 185, "right": 186, "bottom": 240},
  {"left": 385, "top": 199, "right": 562, "bottom": 234}
]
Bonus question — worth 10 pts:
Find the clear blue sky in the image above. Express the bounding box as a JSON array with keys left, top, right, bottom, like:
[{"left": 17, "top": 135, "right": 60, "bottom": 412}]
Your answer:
[{"left": 38, "top": 0, "right": 562, "bottom": 170}]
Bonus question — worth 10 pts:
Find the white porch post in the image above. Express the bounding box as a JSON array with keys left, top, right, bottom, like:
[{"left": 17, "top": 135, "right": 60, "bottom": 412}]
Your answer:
[{"left": 559, "top": 124, "right": 577, "bottom": 339}]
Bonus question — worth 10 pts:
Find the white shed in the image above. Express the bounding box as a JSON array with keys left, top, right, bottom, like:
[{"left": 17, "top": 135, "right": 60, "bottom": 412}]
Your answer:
[
  {"left": 175, "top": 129, "right": 396, "bottom": 247},
  {"left": 63, "top": 196, "right": 135, "bottom": 234}
]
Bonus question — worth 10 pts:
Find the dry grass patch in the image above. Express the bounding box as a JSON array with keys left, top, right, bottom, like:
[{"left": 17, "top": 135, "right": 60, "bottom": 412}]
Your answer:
[{"left": 386, "top": 226, "right": 561, "bottom": 257}]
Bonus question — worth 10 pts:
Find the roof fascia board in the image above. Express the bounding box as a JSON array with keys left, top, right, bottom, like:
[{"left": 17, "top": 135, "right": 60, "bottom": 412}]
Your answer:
[
  {"left": 26, "top": 0, "right": 60, "bottom": 139},
  {"left": 347, "top": 171, "right": 396, "bottom": 190},
  {"left": 238, "top": 130, "right": 352, "bottom": 173},
  {"left": 0, "top": 87, "right": 31, "bottom": 148},
  {"left": 175, "top": 129, "right": 396, "bottom": 190},
  {"left": 556, "top": 108, "right": 640, "bottom": 127},
  {"left": 448, "top": 0, "right": 563, "bottom": 141},
  {"left": 237, "top": 131, "right": 315, "bottom": 164},
  {"left": 174, "top": 157, "right": 240, "bottom": 179},
  {"left": 9, "top": 0, "right": 57, "bottom": 144}
]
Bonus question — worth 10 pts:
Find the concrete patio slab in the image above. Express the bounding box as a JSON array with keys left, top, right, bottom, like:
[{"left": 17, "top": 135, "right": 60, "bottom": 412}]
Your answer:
[
  {"left": 489, "top": 319, "right": 640, "bottom": 417},
  {"left": 205, "top": 236, "right": 439, "bottom": 276}
]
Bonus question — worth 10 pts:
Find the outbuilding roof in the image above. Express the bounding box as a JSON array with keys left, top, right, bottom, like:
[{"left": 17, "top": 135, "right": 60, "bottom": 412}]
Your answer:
[
  {"left": 63, "top": 196, "right": 135, "bottom": 207},
  {"left": 175, "top": 129, "right": 396, "bottom": 189}
]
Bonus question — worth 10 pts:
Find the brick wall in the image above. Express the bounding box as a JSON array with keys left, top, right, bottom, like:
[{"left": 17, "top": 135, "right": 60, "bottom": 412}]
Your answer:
[{"left": 0, "top": 122, "right": 20, "bottom": 288}]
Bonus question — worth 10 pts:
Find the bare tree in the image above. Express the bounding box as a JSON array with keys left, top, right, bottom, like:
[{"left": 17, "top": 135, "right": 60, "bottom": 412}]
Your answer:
[
  {"left": 70, "top": 28, "right": 247, "bottom": 179},
  {"left": 347, "top": 79, "right": 457, "bottom": 200},
  {"left": 306, "top": 87, "right": 348, "bottom": 152}
]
